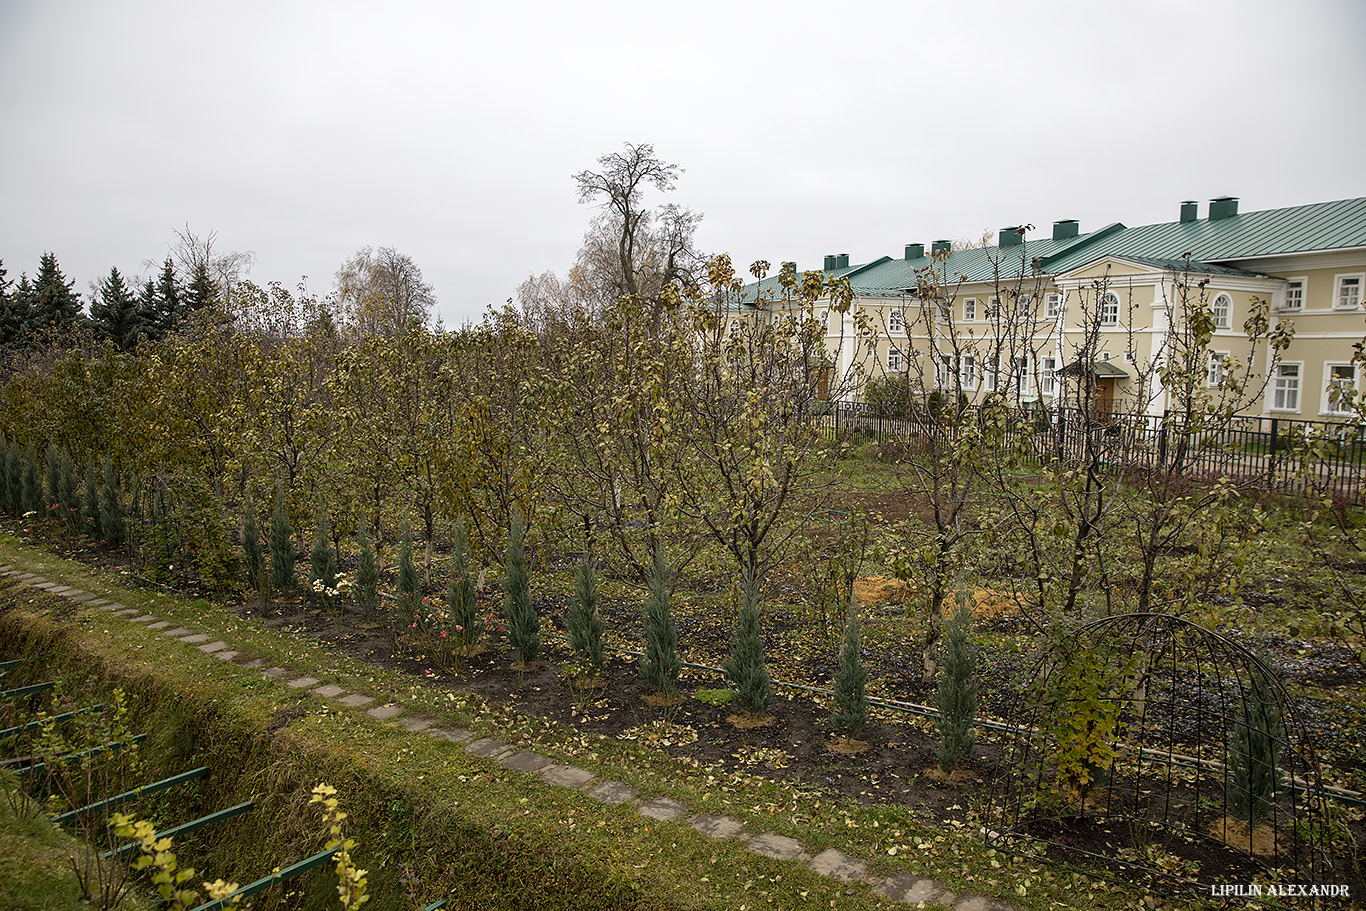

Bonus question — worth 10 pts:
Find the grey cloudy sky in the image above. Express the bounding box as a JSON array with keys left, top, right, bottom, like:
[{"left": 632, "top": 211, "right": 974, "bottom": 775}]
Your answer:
[{"left": 2, "top": 0, "right": 1362, "bottom": 326}]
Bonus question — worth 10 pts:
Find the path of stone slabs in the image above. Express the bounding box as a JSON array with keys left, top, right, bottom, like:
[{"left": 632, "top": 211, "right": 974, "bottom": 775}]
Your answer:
[{"left": 0, "top": 564, "right": 1019, "bottom": 911}]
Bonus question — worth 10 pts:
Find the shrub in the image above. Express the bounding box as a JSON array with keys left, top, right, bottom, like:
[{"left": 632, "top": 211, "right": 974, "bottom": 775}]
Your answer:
[
  {"left": 568, "top": 552, "right": 606, "bottom": 675},
  {"left": 269, "top": 493, "right": 295, "bottom": 595},
  {"left": 640, "top": 544, "right": 681, "bottom": 694},
  {"left": 832, "top": 599, "right": 868, "bottom": 734},
  {"left": 99, "top": 458, "right": 125, "bottom": 546},
  {"left": 82, "top": 463, "right": 101, "bottom": 539},
  {"left": 20, "top": 443, "right": 42, "bottom": 515},
  {"left": 241, "top": 492, "right": 265, "bottom": 593},
  {"left": 503, "top": 508, "right": 539, "bottom": 665},
  {"left": 309, "top": 508, "right": 338, "bottom": 597},
  {"left": 3, "top": 439, "right": 19, "bottom": 514},
  {"left": 397, "top": 519, "right": 421, "bottom": 630},
  {"left": 934, "top": 595, "right": 979, "bottom": 773},
  {"left": 724, "top": 567, "right": 772, "bottom": 713},
  {"left": 354, "top": 517, "right": 379, "bottom": 619}
]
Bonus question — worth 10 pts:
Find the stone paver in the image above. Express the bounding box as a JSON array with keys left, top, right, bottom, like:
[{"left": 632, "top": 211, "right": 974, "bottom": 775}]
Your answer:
[
  {"left": 747, "top": 832, "right": 805, "bottom": 861},
  {"left": 115, "top": 607, "right": 142, "bottom": 616},
  {"left": 45, "top": 585, "right": 72, "bottom": 593},
  {"left": 286, "top": 676, "right": 321, "bottom": 689},
  {"left": 239, "top": 658, "right": 266, "bottom": 669},
  {"left": 367, "top": 703, "right": 404, "bottom": 721},
  {"left": 638, "top": 797, "right": 687, "bottom": 821},
  {"left": 197, "top": 641, "right": 229, "bottom": 653},
  {"left": 98, "top": 602, "right": 125, "bottom": 611},
  {"left": 464, "top": 738, "right": 515, "bottom": 760},
  {"left": 162, "top": 627, "right": 194, "bottom": 637},
  {"left": 876, "top": 874, "right": 951, "bottom": 906},
  {"left": 87, "top": 600, "right": 112, "bottom": 608},
  {"left": 399, "top": 715, "right": 435, "bottom": 732},
  {"left": 425, "top": 727, "right": 472, "bottom": 743},
  {"left": 690, "top": 814, "right": 746, "bottom": 840},
  {"left": 260, "top": 667, "right": 289, "bottom": 678},
  {"left": 337, "top": 693, "right": 375, "bottom": 708},
  {"left": 71, "top": 594, "right": 99, "bottom": 603},
  {"left": 954, "top": 896, "right": 1015, "bottom": 911},
  {"left": 807, "top": 848, "right": 866, "bottom": 883},
  {"left": 180, "top": 633, "right": 212, "bottom": 644},
  {"left": 147, "top": 621, "right": 171, "bottom": 629},
  {"left": 500, "top": 750, "right": 553, "bottom": 773},
  {"left": 35, "top": 582, "right": 60, "bottom": 590},
  {"left": 215, "top": 650, "right": 243, "bottom": 662},
  {"left": 585, "top": 781, "right": 637, "bottom": 805},
  {"left": 65, "top": 590, "right": 90, "bottom": 599},
  {"left": 540, "top": 764, "right": 595, "bottom": 788},
  {"left": 312, "top": 684, "right": 346, "bottom": 698},
  {"left": 128, "top": 614, "right": 157, "bottom": 623}
]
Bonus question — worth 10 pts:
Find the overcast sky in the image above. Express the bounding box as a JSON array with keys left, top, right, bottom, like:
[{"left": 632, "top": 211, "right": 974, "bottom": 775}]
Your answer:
[{"left": 2, "top": 0, "right": 1362, "bottom": 327}]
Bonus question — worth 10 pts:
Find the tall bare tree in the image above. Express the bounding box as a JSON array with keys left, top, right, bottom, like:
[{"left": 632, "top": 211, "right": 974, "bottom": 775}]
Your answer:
[{"left": 334, "top": 246, "right": 436, "bottom": 338}]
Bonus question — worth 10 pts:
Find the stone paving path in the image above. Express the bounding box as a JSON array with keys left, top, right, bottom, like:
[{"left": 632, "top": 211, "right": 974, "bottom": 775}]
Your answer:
[{"left": 0, "top": 565, "right": 1018, "bottom": 911}]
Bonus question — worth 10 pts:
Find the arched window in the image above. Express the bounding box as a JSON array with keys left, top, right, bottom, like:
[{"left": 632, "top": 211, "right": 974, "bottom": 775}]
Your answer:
[
  {"left": 1099, "top": 292, "right": 1120, "bottom": 326},
  {"left": 819, "top": 309, "right": 829, "bottom": 329},
  {"left": 1212, "top": 293, "right": 1231, "bottom": 330}
]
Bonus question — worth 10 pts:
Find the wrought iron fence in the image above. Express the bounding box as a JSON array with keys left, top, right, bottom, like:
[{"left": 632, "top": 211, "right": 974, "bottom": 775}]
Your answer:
[{"left": 816, "top": 402, "right": 1366, "bottom": 505}]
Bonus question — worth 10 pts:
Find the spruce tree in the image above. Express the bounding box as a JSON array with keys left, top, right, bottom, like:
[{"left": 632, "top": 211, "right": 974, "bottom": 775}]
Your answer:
[
  {"left": 640, "top": 544, "right": 681, "bottom": 694},
  {"left": 98, "top": 458, "right": 124, "bottom": 545},
  {"left": 1228, "top": 655, "right": 1285, "bottom": 826},
  {"left": 725, "top": 567, "right": 772, "bottom": 713},
  {"left": 89, "top": 267, "right": 146, "bottom": 350},
  {"left": 447, "top": 520, "right": 480, "bottom": 648},
  {"left": 56, "top": 448, "right": 79, "bottom": 532},
  {"left": 934, "top": 598, "right": 979, "bottom": 773},
  {"left": 354, "top": 516, "right": 379, "bottom": 619},
  {"left": 20, "top": 443, "right": 42, "bottom": 515},
  {"left": 155, "top": 257, "right": 182, "bottom": 333},
  {"left": 568, "top": 551, "right": 606, "bottom": 675},
  {"left": 309, "top": 509, "right": 338, "bottom": 597},
  {"left": 44, "top": 443, "right": 62, "bottom": 520},
  {"left": 184, "top": 262, "right": 219, "bottom": 313},
  {"left": 242, "top": 492, "right": 264, "bottom": 592},
  {"left": 4, "top": 442, "right": 20, "bottom": 514},
  {"left": 269, "top": 493, "right": 295, "bottom": 594},
  {"left": 31, "top": 252, "right": 81, "bottom": 333},
  {"left": 82, "top": 464, "right": 101, "bottom": 539},
  {"left": 397, "top": 519, "right": 421, "bottom": 630},
  {"left": 502, "top": 508, "right": 539, "bottom": 665},
  {"left": 4, "top": 275, "right": 35, "bottom": 350},
  {"left": 832, "top": 598, "right": 869, "bottom": 735}
]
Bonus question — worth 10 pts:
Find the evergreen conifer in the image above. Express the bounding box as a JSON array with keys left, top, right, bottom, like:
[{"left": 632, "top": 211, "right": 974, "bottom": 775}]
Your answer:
[
  {"left": 354, "top": 516, "right": 379, "bottom": 619},
  {"left": 242, "top": 492, "right": 264, "bottom": 592},
  {"left": 832, "top": 598, "right": 869, "bottom": 734},
  {"left": 397, "top": 519, "right": 421, "bottom": 630},
  {"left": 1228, "top": 654, "right": 1285, "bottom": 826},
  {"left": 44, "top": 443, "right": 62, "bottom": 520},
  {"left": 4, "top": 442, "right": 20, "bottom": 514},
  {"left": 309, "top": 509, "right": 338, "bottom": 596},
  {"left": 640, "top": 544, "right": 681, "bottom": 694},
  {"left": 56, "top": 448, "right": 79, "bottom": 532},
  {"left": 269, "top": 493, "right": 295, "bottom": 594},
  {"left": 82, "top": 464, "right": 101, "bottom": 539},
  {"left": 31, "top": 252, "right": 80, "bottom": 333},
  {"left": 725, "top": 567, "right": 772, "bottom": 713},
  {"left": 99, "top": 458, "right": 125, "bottom": 545},
  {"left": 0, "top": 436, "right": 9, "bottom": 511},
  {"left": 934, "top": 597, "right": 979, "bottom": 773},
  {"left": 20, "top": 443, "right": 42, "bottom": 515},
  {"left": 89, "top": 267, "right": 145, "bottom": 351},
  {"left": 568, "top": 552, "right": 606, "bottom": 675},
  {"left": 502, "top": 508, "right": 540, "bottom": 665},
  {"left": 447, "top": 520, "right": 480, "bottom": 648}
]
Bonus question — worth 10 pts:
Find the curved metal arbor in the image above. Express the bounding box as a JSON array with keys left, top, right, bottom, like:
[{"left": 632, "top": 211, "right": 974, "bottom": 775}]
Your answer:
[{"left": 984, "top": 613, "right": 1331, "bottom": 900}]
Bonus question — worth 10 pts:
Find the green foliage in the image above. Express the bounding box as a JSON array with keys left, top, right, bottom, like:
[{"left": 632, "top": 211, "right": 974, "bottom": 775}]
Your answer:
[
  {"left": 1046, "top": 644, "right": 1123, "bottom": 801},
  {"left": 99, "top": 459, "right": 125, "bottom": 545},
  {"left": 89, "top": 267, "right": 147, "bottom": 351},
  {"left": 82, "top": 464, "right": 101, "bottom": 540},
  {"left": 502, "top": 508, "right": 539, "bottom": 665},
  {"left": 694, "top": 688, "right": 734, "bottom": 706},
  {"left": 309, "top": 508, "right": 338, "bottom": 597},
  {"left": 31, "top": 252, "right": 81, "bottom": 332},
  {"left": 269, "top": 493, "right": 295, "bottom": 595},
  {"left": 1227, "top": 655, "right": 1285, "bottom": 826},
  {"left": 111, "top": 812, "right": 242, "bottom": 910},
  {"left": 20, "top": 443, "right": 42, "bottom": 516},
  {"left": 309, "top": 784, "right": 369, "bottom": 911},
  {"left": 44, "top": 444, "right": 61, "bottom": 522},
  {"left": 568, "top": 551, "right": 606, "bottom": 675},
  {"left": 640, "top": 545, "right": 681, "bottom": 693},
  {"left": 831, "top": 599, "right": 869, "bottom": 734},
  {"left": 397, "top": 519, "right": 421, "bottom": 629},
  {"left": 446, "top": 520, "right": 481, "bottom": 648},
  {"left": 724, "top": 568, "right": 771, "bottom": 713},
  {"left": 354, "top": 517, "right": 379, "bottom": 619},
  {"left": 241, "top": 492, "right": 264, "bottom": 593},
  {"left": 2, "top": 440, "right": 18, "bottom": 514},
  {"left": 934, "top": 596, "right": 979, "bottom": 773}
]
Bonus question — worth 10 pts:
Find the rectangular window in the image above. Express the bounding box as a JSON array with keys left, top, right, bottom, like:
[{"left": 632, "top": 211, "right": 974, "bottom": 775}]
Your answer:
[
  {"left": 1045, "top": 292, "right": 1061, "bottom": 319},
  {"left": 1208, "top": 351, "right": 1229, "bottom": 387},
  {"left": 963, "top": 298, "right": 976, "bottom": 321},
  {"left": 1336, "top": 274, "right": 1363, "bottom": 310},
  {"left": 1281, "top": 278, "right": 1305, "bottom": 311},
  {"left": 986, "top": 296, "right": 1001, "bottom": 320},
  {"left": 888, "top": 346, "right": 903, "bottom": 374},
  {"left": 1272, "top": 363, "right": 1301, "bottom": 411},
  {"left": 960, "top": 354, "right": 977, "bottom": 390},
  {"left": 938, "top": 355, "right": 955, "bottom": 389},
  {"left": 983, "top": 355, "right": 999, "bottom": 393},
  {"left": 1041, "top": 356, "right": 1057, "bottom": 396},
  {"left": 1324, "top": 363, "right": 1358, "bottom": 415},
  {"left": 888, "top": 309, "right": 904, "bottom": 333},
  {"left": 1013, "top": 355, "right": 1031, "bottom": 395},
  {"left": 1016, "top": 292, "right": 1032, "bottom": 308}
]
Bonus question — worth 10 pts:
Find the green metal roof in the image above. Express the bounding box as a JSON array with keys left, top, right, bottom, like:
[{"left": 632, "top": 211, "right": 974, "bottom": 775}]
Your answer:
[{"left": 1058, "top": 360, "right": 1128, "bottom": 378}]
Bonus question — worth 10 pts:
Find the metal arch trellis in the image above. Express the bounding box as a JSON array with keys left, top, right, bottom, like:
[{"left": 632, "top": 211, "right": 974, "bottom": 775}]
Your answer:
[{"left": 983, "top": 613, "right": 1336, "bottom": 904}]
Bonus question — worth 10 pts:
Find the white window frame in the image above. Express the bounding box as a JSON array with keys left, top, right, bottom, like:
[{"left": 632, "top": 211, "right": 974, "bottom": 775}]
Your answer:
[
  {"left": 937, "top": 354, "right": 955, "bottom": 389},
  {"left": 819, "top": 308, "right": 829, "bottom": 329},
  {"left": 1335, "top": 273, "right": 1364, "bottom": 311},
  {"left": 888, "top": 345, "right": 903, "bottom": 374},
  {"left": 1271, "top": 362, "right": 1302, "bottom": 412},
  {"left": 1322, "top": 362, "right": 1359, "bottom": 416},
  {"left": 1280, "top": 277, "right": 1306, "bottom": 312},
  {"left": 1012, "top": 355, "right": 1032, "bottom": 396},
  {"left": 960, "top": 354, "right": 977, "bottom": 390},
  {"left": 1041, "top": 356, "right": 1057, "bottom": 396},
  {"left": 1099, "top": 291, "right": 1119, "bottom": 327},
  {"left": 982, "top": 355, "right": 999, "bottom": 393},
  {"left": 963, "top": 297, "right": 977, "bottom": 321},
  {"left": 1045, "top": 292, "right": 1061, "bottom": 319},
  {"left": 1211, "top": 293, "right": 1232, "bottom": 330},
  {"left": 1208, "top": 351, "right": 1230, "bottom": 388},
  {"left": 888, "top": 308, "right": 905, "bottom": 334},
  {"left": 986, "top": 296, "right": 1001, "bottom": 320}
]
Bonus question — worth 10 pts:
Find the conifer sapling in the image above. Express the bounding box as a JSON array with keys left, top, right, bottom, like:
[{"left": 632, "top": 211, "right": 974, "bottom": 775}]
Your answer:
[
  {"left": 934, "top": 595, "right": 979, "bottom": 773},
  {"left": 242, "top": 493, "right": 264, "bottom": 593},
  {"left": 640, "top": 544, "right": 681, "bottom": 694},
  {"left": 568, "top": 551, "right": 606, "bottom": 676},
  {"left": 447, "top": 520, "right": 480, "bottom": 649},
  {"left": 269, "top": 493, "right": 295, "bottom": 594},
  {"left": 832, "top": 596, "right": 869, "bottom": 735},
  {"left": 397, "top": 518, "right": 421, "bottom": 631},
  {"left": 99, "top": 458, "right": 125, "bottom": 546},
  {"left": 724, "top": 567, "right": 772, "bottom": 713},
  {"left": 354, "top": 516, "right": 379, "bottom": 619},
  {"left": 503, "top": 508, "right": 540, "bottom": 665}
]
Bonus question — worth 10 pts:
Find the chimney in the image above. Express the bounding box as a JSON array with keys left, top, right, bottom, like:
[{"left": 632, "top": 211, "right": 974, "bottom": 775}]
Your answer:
[
  {"left": 836, "top": 253, "right": 850, "bottom": 269},
  {"left": 1180, "top": 200, "right": 1198, "bottom": 223},
  {"left": 1052, "top": 219, "right": 1079, "bottom": 240},
  {"left": 1209, "top": 196, "right": 1239, "bottom": 221},
  {"left": 931, "top": 239, "right": 952, "bottom": 257},
  {"left": 823, "top": 254, "right": 836, "bottom": 270},
  {"left": 999, "top": 227, "right": 1023, "bottom": 248},
  {"left": 905, "top": 243, "right": 924, "bottom": 260}
]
